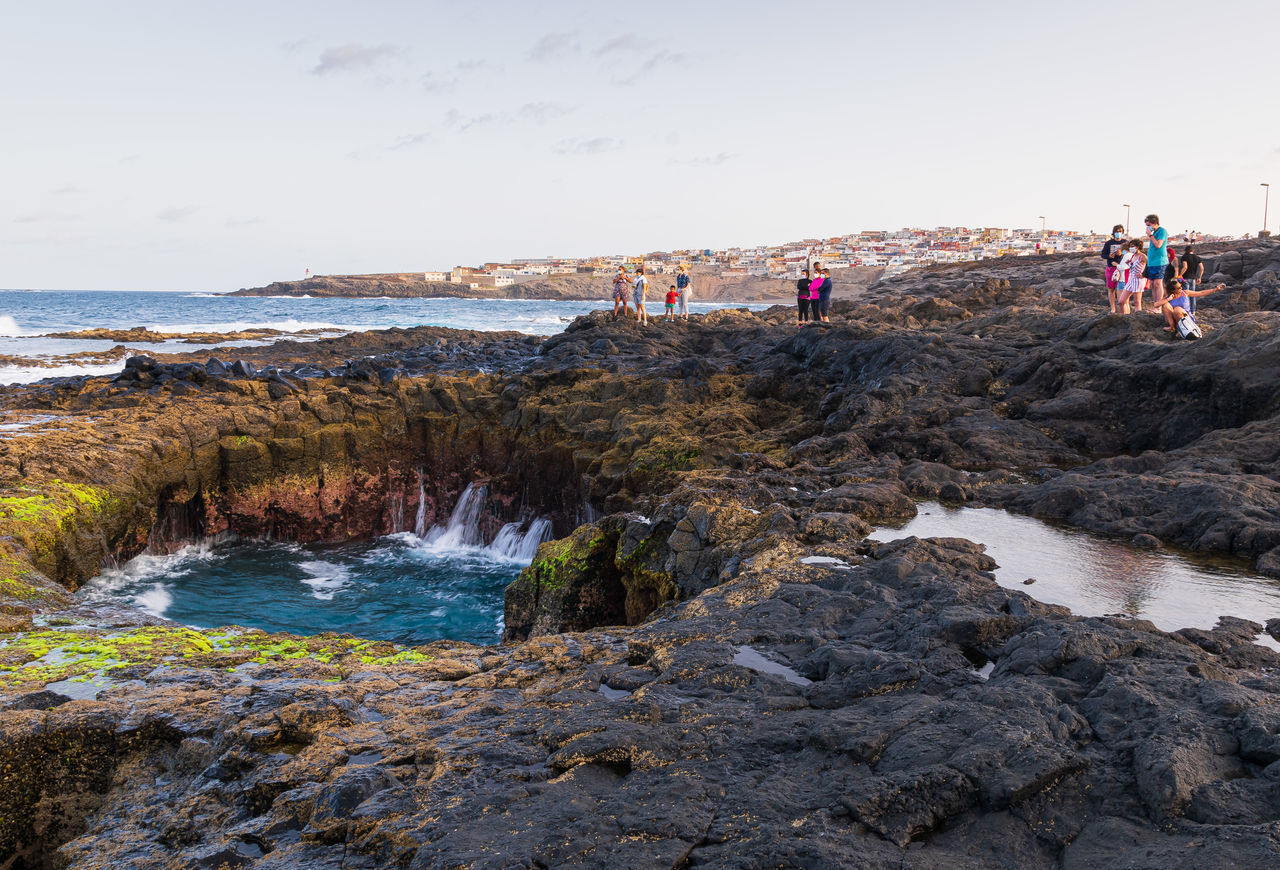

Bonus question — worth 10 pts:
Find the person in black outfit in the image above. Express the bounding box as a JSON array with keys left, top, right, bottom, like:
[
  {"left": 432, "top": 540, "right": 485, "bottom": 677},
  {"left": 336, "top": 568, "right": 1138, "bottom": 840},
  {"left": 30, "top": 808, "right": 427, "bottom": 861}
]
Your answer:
[
  {"left": 1178, "top": 246, "right": 1204, "bottom": 314},
  {"left": 1100, "top": 223, "right": 1125, "bottom": 313},
  {"left": 796, "top": 269, "right": 811, "bottom": 326}
]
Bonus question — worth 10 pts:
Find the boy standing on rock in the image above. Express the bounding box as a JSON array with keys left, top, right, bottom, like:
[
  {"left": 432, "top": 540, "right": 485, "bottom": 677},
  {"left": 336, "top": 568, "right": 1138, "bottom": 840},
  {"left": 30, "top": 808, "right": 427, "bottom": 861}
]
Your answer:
[{"left": 664, "top": 285, "right": 678, "bottom": 321}]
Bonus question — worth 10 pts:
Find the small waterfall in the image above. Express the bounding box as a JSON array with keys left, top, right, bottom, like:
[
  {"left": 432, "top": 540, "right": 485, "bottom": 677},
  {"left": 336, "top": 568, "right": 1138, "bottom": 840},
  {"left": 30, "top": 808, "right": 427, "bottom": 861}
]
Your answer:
[
  {"left": 416, "top": 482, "right": 551, "bottom": 564},
  {"left": 413, "top": 475, "right": 428, "bottom": 537},
  {"left": 488, "top": 518, "right": 552, "bottom": 562},
  {"left": 422, "top": 482, "right": 489, "bottom": 549}
]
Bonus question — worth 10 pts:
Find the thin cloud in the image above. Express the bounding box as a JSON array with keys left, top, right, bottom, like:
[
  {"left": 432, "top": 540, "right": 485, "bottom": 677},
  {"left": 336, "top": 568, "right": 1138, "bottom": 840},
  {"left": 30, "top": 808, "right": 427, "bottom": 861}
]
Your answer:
[
  {"left": 51, "top": 184, "right": 82, "bottom": 196},
  {"left": 614, "top": 50, "right": 687, "bottom": 85},
  {"left": 14, "top": 212, "right": 80, "bottom": 224},
  {"left": 388, "top": 132, "right": 432, "bottom": 150},
  {"left": 421, "top": 71, "right": 459, "bottom": 93},
  {"left": 527, "top": 32, "right": 580, "bottom": 62},
  {"left": 157, "top": 206, "right": 197, "bottom": 222},
  {"left": 280, "top": 39, "right": 308, "bottom": 53},
  {"left": 225, "top": 217, "right": 262, "bottom": 228},
  {"left": 594, "top": 34, "right": 649, "bottom": 56},
  {"left": 519, "top": 101, "right": 574, "bottom": 124},
  {"left": 443, "top": 109, "right": 501, "bottom": 132},
  {"left": 673, "top": 152, "right": 735, "bottom": 167},
  {"left": 554, "top": 137, "right": 623, "bottom": 156},
  {"left": 311, "top": 44, "right": 403, "bottom": 76}
]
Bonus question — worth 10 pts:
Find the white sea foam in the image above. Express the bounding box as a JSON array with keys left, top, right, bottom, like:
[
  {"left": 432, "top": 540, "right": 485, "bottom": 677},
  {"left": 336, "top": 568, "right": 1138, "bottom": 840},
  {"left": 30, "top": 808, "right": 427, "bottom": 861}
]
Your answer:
[
  {"left": 134, "top": 583, "right": 174, "bottom": 618},
  {"left": 0, "top": 316, "right": 22, "bottom": 337},
  {"left": 79, "top": 541, "right": 216, "bottom": 615},
  {"left": 0, "top": 360, "right": 128, "bottom": 386},
  {"left": 299, "top": 560, "right": 350, "bottom": 600},
  {"left": 146, "top": 318, "right": 350, "bottom": 335}
]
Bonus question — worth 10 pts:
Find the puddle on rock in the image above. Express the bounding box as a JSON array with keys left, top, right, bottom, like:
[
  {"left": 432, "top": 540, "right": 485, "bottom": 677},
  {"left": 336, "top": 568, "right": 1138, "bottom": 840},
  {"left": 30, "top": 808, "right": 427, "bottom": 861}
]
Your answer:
[
  {"left": 733, "top": 646, "right": 812, "bottom": 686},
  {"left": 873, "top": 501, "right": 1280, "bottom": 646}
]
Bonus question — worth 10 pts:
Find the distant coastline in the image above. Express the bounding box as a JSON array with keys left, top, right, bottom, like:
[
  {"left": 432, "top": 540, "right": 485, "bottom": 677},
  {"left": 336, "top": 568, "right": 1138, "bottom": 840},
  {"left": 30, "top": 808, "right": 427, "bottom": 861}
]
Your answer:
[{"left": 230, "top": 267, "right": 885, "bottom": 303}]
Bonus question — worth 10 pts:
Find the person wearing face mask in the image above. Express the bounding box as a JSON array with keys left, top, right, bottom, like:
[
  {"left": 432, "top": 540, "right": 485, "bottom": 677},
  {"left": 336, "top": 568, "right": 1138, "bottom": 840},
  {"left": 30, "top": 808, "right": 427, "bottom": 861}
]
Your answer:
[
  {"left": 1143, "top": 214, "right": 1170, "bottom": 306},
  {"left": 1100, "top": 224, "right": 1126, "bottom": 313}
]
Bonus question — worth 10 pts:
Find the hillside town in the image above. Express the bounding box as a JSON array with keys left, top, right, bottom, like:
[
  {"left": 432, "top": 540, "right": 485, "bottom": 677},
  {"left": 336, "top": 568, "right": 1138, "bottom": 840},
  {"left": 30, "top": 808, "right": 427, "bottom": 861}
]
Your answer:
[{"left": 430, "top": 225, "right": 1235, "bottom": 287}]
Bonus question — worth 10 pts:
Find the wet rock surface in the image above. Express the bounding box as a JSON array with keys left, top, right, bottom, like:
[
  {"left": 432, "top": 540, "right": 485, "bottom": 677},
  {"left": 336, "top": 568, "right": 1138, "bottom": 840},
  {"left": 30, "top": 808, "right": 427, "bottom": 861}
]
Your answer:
[{"left": 1, "top": 240, "right": 1279, "bottom": 867}]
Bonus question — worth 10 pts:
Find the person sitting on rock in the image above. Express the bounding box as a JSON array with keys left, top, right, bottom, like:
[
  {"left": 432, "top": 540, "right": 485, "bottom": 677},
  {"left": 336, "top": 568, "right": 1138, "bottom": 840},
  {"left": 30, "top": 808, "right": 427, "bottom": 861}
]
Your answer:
[{"left": 1156, "top": 280, "right": 1226, "bottom": 333}]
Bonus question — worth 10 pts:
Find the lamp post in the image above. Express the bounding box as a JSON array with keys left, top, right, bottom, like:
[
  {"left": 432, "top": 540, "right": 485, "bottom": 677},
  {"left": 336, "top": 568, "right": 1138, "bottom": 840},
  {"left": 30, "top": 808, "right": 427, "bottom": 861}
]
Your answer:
[
  {"left": 1262, "top": 183, "right": 1271, "bottom": 237},
  {"left": 1123, "top": 203, "right": 1131, "bottom": 236}
]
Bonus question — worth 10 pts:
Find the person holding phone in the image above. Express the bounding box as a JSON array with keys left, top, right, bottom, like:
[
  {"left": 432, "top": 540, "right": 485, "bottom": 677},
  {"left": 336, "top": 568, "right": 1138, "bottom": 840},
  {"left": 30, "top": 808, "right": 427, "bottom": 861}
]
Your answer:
[{"left": 1143, "top": 214, "right": 1169, "bottom": 306}]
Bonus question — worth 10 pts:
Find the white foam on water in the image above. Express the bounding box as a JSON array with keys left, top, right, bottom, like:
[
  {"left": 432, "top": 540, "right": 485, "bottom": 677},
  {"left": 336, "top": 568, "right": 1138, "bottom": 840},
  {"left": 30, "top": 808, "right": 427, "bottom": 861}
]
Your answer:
[
  {"left": 0, "top": 316, "right": 22, "bottom": 336},
  {"left": 144, "top": 318, "right": 351, "bottom": 335},
  {"left": 298, "top": 560, "right": 350, "bottom": 600},
  {"left": 0, "top": 359, "right": 129, "bottom": 385},
  {"left": 971, "top": 661, "right": 996, "bottom": 681},
  {"left": 82, "top": 541, "right": 216, "bottom": 600},
  {"left": 134, "top": 583, "right": 174, "bottom": 618}
]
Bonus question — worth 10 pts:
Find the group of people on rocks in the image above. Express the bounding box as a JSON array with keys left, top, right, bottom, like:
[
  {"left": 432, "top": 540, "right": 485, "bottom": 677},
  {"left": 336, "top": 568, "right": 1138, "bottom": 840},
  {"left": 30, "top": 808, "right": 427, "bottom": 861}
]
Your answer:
[
  {"left": 1100, "top": 213, "right": 1225, "bottom": 336},
  {"left": 796, "top": 263, "right": 833, "bottom": 326},
  {"left": 612, "top": 265, "right": 691, "bottom": 324}
]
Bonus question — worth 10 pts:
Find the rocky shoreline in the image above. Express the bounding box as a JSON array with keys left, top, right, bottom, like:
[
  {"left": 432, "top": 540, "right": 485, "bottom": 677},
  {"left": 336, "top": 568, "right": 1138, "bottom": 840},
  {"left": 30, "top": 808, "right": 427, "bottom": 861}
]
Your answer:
[
  {"left": 230, "top": 266, "right": 883, "bottom": 303},
  {"left": 1, "top": 241, "right": 1279, "bottom": 867}
]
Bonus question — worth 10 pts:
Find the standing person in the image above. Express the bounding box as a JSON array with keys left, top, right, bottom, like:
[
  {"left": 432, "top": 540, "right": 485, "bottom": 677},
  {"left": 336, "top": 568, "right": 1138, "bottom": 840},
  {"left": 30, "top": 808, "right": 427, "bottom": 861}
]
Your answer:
[
  {"left": 1118, "top": 240, "right": 1146, "bottom": 314},
  {"left": 1143, "top": 214, "right": 1170, "bottom": 306},
  {"left": 1101, "top": 224, "right": 1126, "bottom": 313},
  {"left": 816, "top": 268, "right": 834, "bottom": 322},
  {"left": 664, "top": 285, "right": 678, "bottom": 321},
  {"left": 675, "top": 265, "right": 692, "bottom": 320},
  {"left": 796, "top": 269, "right": 812, "bottom": 326},
  {"left": 1178, "top": 245, "right": 1204, "bottom": 314},
  {"left": 632, "top": 266, "right": 649, "bottom": 325},
  {"left": 612, "top": 268, "right": 631, "bottom": 318}
]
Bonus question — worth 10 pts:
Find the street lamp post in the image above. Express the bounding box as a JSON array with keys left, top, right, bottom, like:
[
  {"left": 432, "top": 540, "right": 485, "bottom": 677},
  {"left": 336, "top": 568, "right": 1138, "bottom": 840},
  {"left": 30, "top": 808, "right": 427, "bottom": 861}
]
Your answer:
[
  {"left": 1262, "top": 183, "right": 1271, "bottom": 236},
  {"left": 1123, "top": 203, "right": 1131, "bottom": 236}
]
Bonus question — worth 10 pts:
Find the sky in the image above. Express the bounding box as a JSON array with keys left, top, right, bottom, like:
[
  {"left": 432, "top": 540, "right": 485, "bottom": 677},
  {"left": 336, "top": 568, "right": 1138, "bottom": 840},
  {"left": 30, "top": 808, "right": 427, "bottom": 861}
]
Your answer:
[{"left": 3, "top": 0, "right": 1277, "bottom": 291}]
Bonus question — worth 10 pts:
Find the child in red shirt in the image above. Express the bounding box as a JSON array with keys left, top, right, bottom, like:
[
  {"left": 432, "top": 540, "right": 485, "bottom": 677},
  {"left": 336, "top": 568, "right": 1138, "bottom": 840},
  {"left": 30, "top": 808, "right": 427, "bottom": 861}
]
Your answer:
[{"left": 664, "top": 286, "right": 678, "bottom": 321}]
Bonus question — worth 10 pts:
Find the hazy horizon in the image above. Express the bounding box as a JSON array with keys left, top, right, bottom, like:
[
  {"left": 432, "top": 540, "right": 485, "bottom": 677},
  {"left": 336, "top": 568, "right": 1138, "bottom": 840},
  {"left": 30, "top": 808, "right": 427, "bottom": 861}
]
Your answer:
[{"left": 4, "top": 0, "right": 1277, "bottom": 292}]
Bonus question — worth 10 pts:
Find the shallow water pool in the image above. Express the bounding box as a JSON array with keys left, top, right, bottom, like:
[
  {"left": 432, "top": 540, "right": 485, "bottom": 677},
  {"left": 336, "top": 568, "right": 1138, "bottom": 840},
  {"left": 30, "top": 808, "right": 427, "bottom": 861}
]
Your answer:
[{"left": 873, "top": 502, "right": 1280, "bottom": 643}]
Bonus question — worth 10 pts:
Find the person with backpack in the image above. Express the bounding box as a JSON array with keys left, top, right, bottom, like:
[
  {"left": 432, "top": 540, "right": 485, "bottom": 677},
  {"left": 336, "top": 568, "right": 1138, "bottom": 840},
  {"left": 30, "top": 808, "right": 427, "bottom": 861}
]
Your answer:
[
  {"left": 1156, "top": 281, "right": 1225, "bottom": 338},
  {"left": 675, "top": 265, "right": 692, "bottom": 320},
  {"left": 1101, "top": 224, "right": 1126, "bottom": 313}
]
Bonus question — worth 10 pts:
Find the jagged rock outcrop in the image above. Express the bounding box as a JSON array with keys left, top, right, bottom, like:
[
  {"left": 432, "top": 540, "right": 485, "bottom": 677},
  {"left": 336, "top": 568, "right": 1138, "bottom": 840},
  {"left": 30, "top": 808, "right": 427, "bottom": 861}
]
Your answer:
[{"left": 1, "top": 240, "right": 1279, "bottom": 867}]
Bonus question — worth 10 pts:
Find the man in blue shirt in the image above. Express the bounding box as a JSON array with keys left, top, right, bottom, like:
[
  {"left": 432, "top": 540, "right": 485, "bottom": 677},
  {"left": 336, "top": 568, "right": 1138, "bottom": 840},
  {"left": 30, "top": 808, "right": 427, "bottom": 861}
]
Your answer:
[{"left": 1144, "top": 214, "right": 1170, "bottom": 305}]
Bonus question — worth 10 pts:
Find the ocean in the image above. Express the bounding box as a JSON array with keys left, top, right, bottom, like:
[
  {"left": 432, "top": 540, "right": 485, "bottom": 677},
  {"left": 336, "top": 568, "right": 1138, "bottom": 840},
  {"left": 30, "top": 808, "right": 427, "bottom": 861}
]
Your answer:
[
  {"left": 2, "top": 288, "right": 767, "bottom": 643},
  {"left": 0, "top": 289, "right": 772, "bottom": 385}
]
